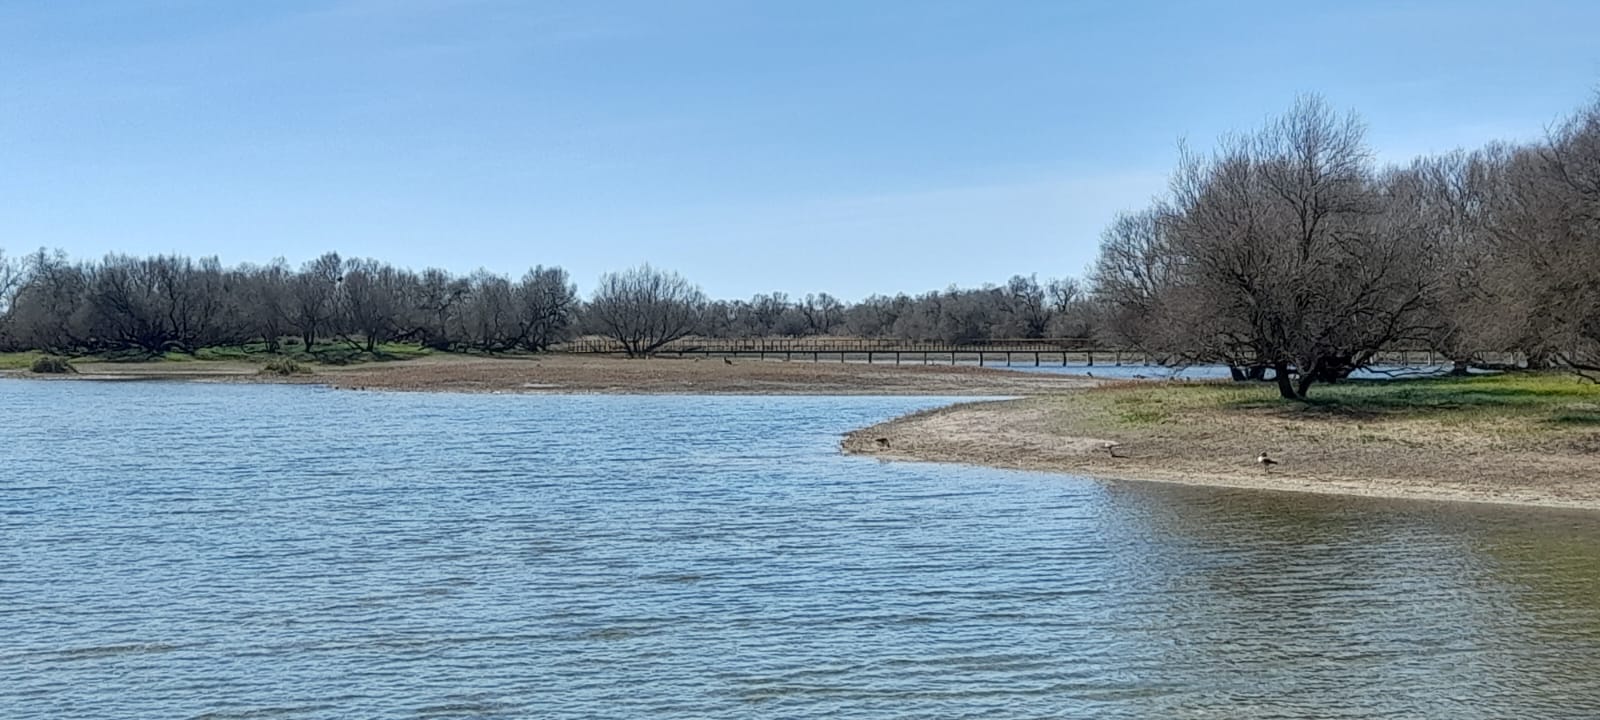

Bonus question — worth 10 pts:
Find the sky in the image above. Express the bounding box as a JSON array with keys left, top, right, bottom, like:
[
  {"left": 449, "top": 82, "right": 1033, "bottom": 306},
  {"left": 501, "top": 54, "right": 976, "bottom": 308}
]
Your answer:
[{"left": 2, "top": 0, "right": 1599, "bottom": 300}]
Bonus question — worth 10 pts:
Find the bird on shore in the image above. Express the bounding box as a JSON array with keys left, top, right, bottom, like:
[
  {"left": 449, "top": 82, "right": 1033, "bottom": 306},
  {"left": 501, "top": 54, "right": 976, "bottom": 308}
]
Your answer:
[
  {"left": 723, "top": 357, "right": 734, "bottom": 365},
  {"left": 1101, "top": 441, "right": 1123, "bottom": 458},
  {"left": 1257, "top": 452, "right": 1279, "bottom": 472}
]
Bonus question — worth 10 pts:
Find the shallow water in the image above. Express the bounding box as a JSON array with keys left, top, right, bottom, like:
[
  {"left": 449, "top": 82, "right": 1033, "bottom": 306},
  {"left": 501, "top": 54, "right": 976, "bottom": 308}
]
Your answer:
[{"left": 3, "top": 380, "right": 1599, "bottom": 719}]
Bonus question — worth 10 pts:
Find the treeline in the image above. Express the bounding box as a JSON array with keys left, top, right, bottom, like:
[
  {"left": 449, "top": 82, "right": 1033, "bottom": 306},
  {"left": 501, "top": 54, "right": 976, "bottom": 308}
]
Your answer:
[
  {"left": 0, "top": 251, "right": 580, "bottom": 355},
  {"left": 0, "top": 248, "right": 1097, "bottom": 357},
  {"left": 700, "top": 275, "right": 1093, "bottom": 342},
  {"left": 1090, "top": 94, "right": 1600, "bottom": 397}
]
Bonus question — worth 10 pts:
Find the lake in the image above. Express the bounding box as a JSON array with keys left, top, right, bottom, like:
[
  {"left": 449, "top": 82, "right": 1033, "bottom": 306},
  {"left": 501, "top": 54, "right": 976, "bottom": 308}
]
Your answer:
[{"left": 4, "top": 380, "right": 1600, "bottom": 719}]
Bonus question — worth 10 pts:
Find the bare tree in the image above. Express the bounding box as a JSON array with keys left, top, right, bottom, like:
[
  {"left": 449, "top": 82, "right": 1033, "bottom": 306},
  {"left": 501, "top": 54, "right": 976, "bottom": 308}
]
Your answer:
[
  {"left": 0, "top": 248, "right": 22, "bottom": 315},
  {"left": 514, "top": 265, "right": 578, "bottom": 351},
  {"left": 800, "top": 292, "right": 845, "bottom": 335},
  {"left": 8, "top": 249, "right": 91, "bottom": 353},
  {"left": 287, "top": 252, "right": 343, "bottom": 353},
  {"left": 1092, "top": 207, "right": 1178, "bottom": 349},
  {"left": 241, "top": 260, "right": 293, "bottom": 352},
  {"left": 586, "top": 264, "right": 707, "bottom": 357},
  {"left": 414, "top": 268, "right": 471, "bottom": 350},
  {"left": 337, "top": 258, "right": 413, "bottom": 353},
  {"left": 1095, "top": 96, "right": 1438, "bottom": 398},
  {"left": 0, "top": 248, "right": 28, "bottom": 350}
]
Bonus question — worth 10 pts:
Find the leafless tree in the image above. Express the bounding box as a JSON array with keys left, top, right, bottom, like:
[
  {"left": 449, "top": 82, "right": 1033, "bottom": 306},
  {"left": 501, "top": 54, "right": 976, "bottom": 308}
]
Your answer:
[
  {"left": 515, "top": 265, "right": 578, "bottom": 351},
  {"left": 586, "top": 264, "right": 708, "bottom": 357},
  {"left": 337, "top": 258, "right": 413, "bottom": 353},
  {"left": 800, "top": 292, "right": 845, "bottom": 335},
  {"left": 1094, "top": 96, "right": 1438, "bottom": 397},
  {"left": 0, "top": 248, "right": 27, "bottom": 349},
  {"left": 287, "top": 252, "right": 343, "bottom": 353}
]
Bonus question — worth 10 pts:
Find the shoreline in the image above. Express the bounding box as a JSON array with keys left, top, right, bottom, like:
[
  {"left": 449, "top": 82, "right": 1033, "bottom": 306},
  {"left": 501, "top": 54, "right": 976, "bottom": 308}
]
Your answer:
[
  {"left": 842, "top": 396, "right": 1600, "bottom": 512},
  {"left": 0, "top": 353, "right": 1097, "bottom": 396},
  {"left": 9, "top": 354, "right": 1597, "bottom": 512}
]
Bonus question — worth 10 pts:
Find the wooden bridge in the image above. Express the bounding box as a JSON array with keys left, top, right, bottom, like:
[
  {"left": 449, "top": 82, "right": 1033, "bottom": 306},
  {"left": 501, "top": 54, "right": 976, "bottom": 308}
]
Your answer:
[
  {"left": 557, "top": 336, "right": 1473, "bottom": 368},
  {"left": 559, "top": 337, "right": 1155, "bottom": 366}
]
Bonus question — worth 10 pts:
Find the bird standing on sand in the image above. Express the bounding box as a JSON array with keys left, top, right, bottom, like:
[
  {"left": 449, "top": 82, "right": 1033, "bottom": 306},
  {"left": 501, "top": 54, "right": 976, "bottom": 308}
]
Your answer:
[
  {"left": 1257, "top": 452, "right": 1278, "bottom": 472},
  {"left": 723, "top": 357, "right": 734, "bottom": 365}
]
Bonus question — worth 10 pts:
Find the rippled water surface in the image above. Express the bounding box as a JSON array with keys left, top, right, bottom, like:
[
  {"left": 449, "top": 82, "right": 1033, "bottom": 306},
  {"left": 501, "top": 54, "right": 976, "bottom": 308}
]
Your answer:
[{"left": 4, "top": 380, "right": 1600, "bottom": 719}]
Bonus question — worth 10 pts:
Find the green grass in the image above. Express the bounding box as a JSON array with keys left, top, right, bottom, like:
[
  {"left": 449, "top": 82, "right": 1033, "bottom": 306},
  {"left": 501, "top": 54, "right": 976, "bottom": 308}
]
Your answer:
[
  {"left": 1068, "top": 372, "right": 1600, "bottom": 434},
  {"left": 0, "top": 351, "right": 44, "bottom": 370}
]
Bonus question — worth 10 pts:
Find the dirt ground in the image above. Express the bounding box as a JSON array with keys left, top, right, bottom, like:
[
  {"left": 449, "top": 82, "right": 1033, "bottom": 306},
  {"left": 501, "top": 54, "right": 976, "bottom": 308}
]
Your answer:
[
  {"left": 843, "top": 395, "right": 1600, "bottom": 511},
  {"left": 14, "top": 353, "right": 1096, "bottom": 396}
]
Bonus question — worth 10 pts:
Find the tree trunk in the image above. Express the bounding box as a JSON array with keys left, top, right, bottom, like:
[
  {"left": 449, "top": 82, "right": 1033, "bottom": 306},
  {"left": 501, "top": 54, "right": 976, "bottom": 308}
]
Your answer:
[
  {"left": 1274, "top": 362, "right": 1299, "bottom": 400},
  {"left": 1295, "top": 371, "right": 1316, "bottom": 398},
  {"left": 1295, "top": 357, "right": 1319, "bottom": 398}
]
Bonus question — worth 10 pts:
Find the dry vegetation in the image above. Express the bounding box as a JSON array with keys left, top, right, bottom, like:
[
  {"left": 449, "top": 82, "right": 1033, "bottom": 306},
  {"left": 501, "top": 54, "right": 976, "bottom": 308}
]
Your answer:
[{"left": 846, "top": 373, "right": 1600, "bottom": 509}]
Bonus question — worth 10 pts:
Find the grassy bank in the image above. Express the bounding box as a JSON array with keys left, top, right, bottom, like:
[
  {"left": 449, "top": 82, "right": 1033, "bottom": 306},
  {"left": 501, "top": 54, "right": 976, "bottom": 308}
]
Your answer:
[{"left": 846, "top": 373, "right": 1600, "bottom": 509}]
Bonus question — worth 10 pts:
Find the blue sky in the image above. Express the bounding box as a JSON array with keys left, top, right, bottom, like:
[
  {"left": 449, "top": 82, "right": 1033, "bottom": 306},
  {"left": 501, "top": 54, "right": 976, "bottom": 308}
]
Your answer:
[{"left": 2, "top": 0, "right": 1598, "bottom": 300}]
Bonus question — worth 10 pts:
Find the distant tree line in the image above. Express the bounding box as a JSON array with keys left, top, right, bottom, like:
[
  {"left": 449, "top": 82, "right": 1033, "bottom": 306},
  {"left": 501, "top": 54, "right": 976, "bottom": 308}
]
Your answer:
[
  {"left": 1091, "top": 94, "right": 1600, "bottom": 397},
  {"left": 0, "top": 247, "right": 1098, "bottom": 359},
  {"left": 0, "top": 250, "right": 580, "bottom": 356}
]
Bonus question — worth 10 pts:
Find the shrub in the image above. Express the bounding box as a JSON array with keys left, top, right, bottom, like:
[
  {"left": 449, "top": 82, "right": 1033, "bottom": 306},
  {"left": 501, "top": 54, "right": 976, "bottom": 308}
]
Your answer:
[
  {"left": 260, "top": 357, "right": 310, "bottom": 376},
  {"left": 30, "top": 356, "right": 76, "bottom": 374}
]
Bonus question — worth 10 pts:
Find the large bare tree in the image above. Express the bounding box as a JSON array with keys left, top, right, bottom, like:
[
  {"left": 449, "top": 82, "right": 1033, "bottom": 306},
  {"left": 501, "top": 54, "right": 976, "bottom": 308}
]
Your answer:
[
  {"left": 586, "top": 264, "right": 707, "bottom": 357},
  {"left": 1094, "top": 96, "right": 1439, "bottom": 398}
]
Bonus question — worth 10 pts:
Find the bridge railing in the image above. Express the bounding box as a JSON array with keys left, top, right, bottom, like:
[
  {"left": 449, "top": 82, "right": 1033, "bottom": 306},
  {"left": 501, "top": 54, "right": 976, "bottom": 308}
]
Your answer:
[{"left": 556, "top": 336, "right": 1113, "bottom": 354}]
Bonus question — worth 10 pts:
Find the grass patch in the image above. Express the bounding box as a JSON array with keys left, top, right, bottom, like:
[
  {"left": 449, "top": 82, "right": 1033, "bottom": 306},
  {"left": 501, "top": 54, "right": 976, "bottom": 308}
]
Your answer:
[
  {"left": 0, "top": 351, "right": 44, "bottom": 370},
  {"left": 1066, "top": 372, "right": 1600, "bottom": 435}
]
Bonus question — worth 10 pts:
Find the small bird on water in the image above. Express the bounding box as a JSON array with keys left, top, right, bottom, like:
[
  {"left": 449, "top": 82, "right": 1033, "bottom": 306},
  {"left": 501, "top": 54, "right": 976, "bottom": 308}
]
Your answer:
[{"left": 1257, "top": 452, "right": 1278, "bottom": 472}]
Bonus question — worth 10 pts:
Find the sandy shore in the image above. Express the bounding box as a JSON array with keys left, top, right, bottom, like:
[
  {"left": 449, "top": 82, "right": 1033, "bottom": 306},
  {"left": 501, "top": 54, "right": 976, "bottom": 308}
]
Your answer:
[
  {"left": 843, "top": 395, "right": 1600, "bottom": 511},
  {"left": 2, "top": 353, "right": 1096, "bottom": 396}
]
